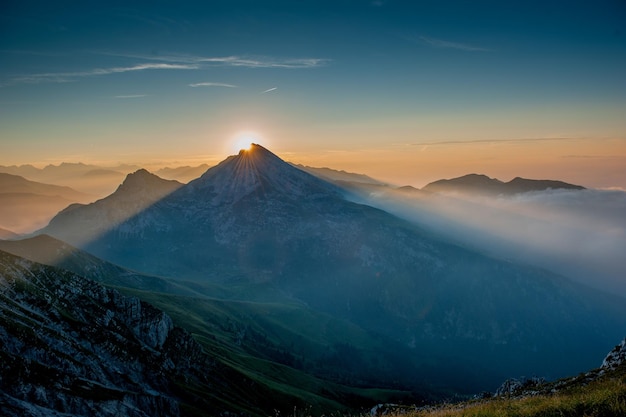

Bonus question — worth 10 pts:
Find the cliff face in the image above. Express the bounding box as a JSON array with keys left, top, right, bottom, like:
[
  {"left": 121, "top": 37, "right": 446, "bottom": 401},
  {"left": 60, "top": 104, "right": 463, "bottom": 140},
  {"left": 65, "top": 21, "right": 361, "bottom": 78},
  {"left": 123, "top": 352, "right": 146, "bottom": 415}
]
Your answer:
[{"left": 0, "top": 250, "right": 210, "bottom": 417}]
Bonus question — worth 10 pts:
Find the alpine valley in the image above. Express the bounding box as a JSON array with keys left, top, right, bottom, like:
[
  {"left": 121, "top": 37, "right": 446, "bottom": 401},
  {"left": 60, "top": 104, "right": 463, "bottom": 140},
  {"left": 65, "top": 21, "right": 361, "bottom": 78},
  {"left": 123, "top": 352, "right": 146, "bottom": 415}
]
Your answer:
[{"left": 2, "top": 144, "right": 625, "bottom": 416}]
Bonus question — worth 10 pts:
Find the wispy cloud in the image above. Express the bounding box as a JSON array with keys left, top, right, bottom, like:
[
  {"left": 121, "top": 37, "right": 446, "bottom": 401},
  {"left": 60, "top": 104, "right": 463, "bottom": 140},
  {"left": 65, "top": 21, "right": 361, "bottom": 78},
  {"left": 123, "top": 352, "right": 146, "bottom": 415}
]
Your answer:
[
  {"left": 261, "top": 87, "right": 277, "bottom": 94},
  {"left": 410, "top": 137, "right": 586, "bottom": 147},
  {"left": 419, "top": 36, "right": 490, "bottom": 52},
  {"left": 4, "top": 52, "right": 329, "bottom": 87},
  {"left": 98, "top": 52, "right": 330, "bottom": 69},
  {"left": 188, "top": 82, "right": 237, "bottom": 88},
  {"left": 115, "top": 94, "right": 147, "bottom": 99},
  {"left": 9, "top": 63, "right": 197, "bottom": 85},
  {"left": 187, "top": 55, "right": 328, "bottom": 69}
]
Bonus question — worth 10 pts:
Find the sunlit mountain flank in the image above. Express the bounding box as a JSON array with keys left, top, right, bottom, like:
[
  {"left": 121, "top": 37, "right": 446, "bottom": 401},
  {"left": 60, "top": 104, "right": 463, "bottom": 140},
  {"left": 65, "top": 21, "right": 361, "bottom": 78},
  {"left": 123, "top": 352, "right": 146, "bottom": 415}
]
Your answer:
[{"left": 36, "top": 169, "right": 182, "bottom": 246}]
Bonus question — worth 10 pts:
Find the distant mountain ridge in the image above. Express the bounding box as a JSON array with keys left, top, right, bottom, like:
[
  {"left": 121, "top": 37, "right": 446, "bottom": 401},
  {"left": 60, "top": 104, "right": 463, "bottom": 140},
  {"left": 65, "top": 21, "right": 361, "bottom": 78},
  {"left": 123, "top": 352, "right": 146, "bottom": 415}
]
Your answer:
[
  {"left": 293, "top": 164, "right": 386, "bottom": 185},
  {"left": 0, "top": 162, "right": 129, "bottom": 197},
  {"left": 0, "top": 172, "right": 91, "bottom": 199},
  {"left": 423, "top": 173, "right": 585, "bottom": 195},
  {"left": 0, "top": 173, "right": 93, "bottom": 233},
  {"left": 1, "top": 160, "right": 587, "bottom": 199},
  {"left": 0, "top": 227, "right": 18, "bottom": 240},
  {"left": 0, "top": 162, "right": 136, "bottom": 179},
  {"left": 155, "top": 164, "right": 211, "bottom": 183}
]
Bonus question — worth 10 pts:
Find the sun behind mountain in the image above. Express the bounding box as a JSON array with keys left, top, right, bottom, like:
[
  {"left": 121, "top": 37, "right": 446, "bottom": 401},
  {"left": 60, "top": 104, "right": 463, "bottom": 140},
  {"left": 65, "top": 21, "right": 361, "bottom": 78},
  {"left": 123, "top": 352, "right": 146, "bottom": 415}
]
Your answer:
[
  {"left": 237, "top": 141, "right": 253, "bottom": 152},
  {"left": 232, "top": 131, "right": 263, "bottom": 153}
]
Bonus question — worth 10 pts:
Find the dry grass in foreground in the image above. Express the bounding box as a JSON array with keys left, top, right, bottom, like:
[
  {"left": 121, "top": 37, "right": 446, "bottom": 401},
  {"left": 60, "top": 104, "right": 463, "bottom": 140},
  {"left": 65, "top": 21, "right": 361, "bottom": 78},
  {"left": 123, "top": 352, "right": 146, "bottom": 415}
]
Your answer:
[{"left": 399, "top": 373, "right": 626, "bottom": 417}]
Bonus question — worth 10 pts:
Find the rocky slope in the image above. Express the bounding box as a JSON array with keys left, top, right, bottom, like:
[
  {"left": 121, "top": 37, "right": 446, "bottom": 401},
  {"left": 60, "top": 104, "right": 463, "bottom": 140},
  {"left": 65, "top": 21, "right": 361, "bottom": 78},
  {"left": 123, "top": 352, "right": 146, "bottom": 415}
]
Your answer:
[
  {"left": 0, "top": 249, "right": 269, "bottom": 417},
  {"left": 0, "top": 234, "right": 205, "bottom": 297}
]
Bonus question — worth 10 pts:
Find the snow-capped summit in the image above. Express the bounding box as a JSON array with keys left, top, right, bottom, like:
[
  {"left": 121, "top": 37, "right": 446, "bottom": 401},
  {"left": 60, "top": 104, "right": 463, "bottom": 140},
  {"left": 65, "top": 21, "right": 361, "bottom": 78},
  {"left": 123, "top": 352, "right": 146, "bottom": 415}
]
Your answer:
[{"left": 186, "top": 143, "right": 340, "bottom": 206}]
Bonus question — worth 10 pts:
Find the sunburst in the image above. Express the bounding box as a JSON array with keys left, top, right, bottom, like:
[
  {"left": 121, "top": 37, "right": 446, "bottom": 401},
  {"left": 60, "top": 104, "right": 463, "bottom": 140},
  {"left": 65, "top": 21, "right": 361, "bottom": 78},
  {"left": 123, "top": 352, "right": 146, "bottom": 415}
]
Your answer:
[{"left": 231, "top": 131, "right": 261, "bottom": 153}]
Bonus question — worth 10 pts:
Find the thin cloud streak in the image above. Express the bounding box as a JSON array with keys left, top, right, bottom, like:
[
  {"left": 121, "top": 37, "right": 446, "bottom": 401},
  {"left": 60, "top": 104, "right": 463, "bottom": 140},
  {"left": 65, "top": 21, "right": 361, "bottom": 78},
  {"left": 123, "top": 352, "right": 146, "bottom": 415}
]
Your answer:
[
  {"left": 96, "top": 51, "right": 330, "bottom": 69},
  {"left": 198, "top": 56, "right": 329, "bottom": 68},
  {"left": 188, "top": 82, "right": 237, "bottom": 88},
  {"left": 261, "top": 87, "right": 277, "bottom": 94},
  {"left": 9, "top": 63, "right": 197, "bottom": 85},
  {"left": 409, "top": 137, "right": 597, "bottom": 147},
  {"left": 419, "top": 36, "right": 490, "bottom": 52},
  {"left": 115, "top": 94, "right": 147, "bottom": 99},
  {"left": 4, "top": 53, "right": 330, "bottom": 86}
]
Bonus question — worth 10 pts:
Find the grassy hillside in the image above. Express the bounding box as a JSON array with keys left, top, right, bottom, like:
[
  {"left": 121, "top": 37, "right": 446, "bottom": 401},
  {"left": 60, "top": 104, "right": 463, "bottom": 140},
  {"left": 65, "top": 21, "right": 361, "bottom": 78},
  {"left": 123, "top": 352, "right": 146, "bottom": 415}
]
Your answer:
[{"left": 117, "top": 287, "right": 422, "bottom": 413}]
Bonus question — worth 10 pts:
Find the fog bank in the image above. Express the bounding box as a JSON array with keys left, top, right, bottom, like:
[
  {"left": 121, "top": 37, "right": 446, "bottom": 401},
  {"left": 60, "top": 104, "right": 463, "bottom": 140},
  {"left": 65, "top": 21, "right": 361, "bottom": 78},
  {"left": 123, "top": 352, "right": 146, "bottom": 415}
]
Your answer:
[{"left": 355, "top": 187, "right": 626, "bottom": 297}]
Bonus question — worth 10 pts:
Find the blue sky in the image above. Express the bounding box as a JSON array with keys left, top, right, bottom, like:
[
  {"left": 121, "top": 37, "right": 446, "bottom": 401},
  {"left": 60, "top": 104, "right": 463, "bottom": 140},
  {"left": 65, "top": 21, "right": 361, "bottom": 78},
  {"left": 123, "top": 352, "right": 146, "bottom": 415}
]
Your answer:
[{"left": 1, "top": 0, "right": 625, "bottom": 187}]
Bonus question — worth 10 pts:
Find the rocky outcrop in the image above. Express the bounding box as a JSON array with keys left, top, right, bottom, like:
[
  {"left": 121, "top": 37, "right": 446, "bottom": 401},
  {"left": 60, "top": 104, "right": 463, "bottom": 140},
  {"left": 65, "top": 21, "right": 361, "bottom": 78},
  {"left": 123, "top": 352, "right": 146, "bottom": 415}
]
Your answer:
[
  {"left": 491, "top": 337, "right": 626, "bottom": 401},
  {"left": 494, "top": 377, "right": 545, "bottom": 397},
  {"left": 0, "top": 250, "right": 211, "bottom": 417},
  {"left": 601, "top": 338, "right": 626, "bottom": 370}
]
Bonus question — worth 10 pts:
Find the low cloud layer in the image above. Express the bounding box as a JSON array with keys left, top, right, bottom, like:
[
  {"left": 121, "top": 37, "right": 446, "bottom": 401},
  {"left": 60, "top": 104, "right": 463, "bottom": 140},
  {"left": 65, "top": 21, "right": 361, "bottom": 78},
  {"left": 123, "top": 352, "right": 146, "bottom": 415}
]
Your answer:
[{"left": 356, "top": 188, "right": 626, "bottom": 297}]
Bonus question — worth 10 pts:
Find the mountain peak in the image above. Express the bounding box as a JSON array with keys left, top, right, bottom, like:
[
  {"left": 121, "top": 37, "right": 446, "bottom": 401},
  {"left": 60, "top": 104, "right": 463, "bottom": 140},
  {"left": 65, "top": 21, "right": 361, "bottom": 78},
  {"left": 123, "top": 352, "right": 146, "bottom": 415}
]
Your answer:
[
  {"left": 239, "top": 142, "right": 262, "bottom": 154},
  {"left": 424, "top": 173, "right": 585, "bottom": 195},
  {"left": 117, "top": 169, "right": 181, "bottom": 194},
  {"left": 238, "top": 143, "right": 280, "bottom": 161},
  {"left": 188, "top": 143, "right": 341, "bottom": 205},
  {"left": 124, "top": 168, "right": 157, "bottom": 181},
  {"left": 506, "top": 177, "right": 585, "bottom": 192},
  {"left": 423, "top": 173, "right": 503, "bottom": 194}
]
